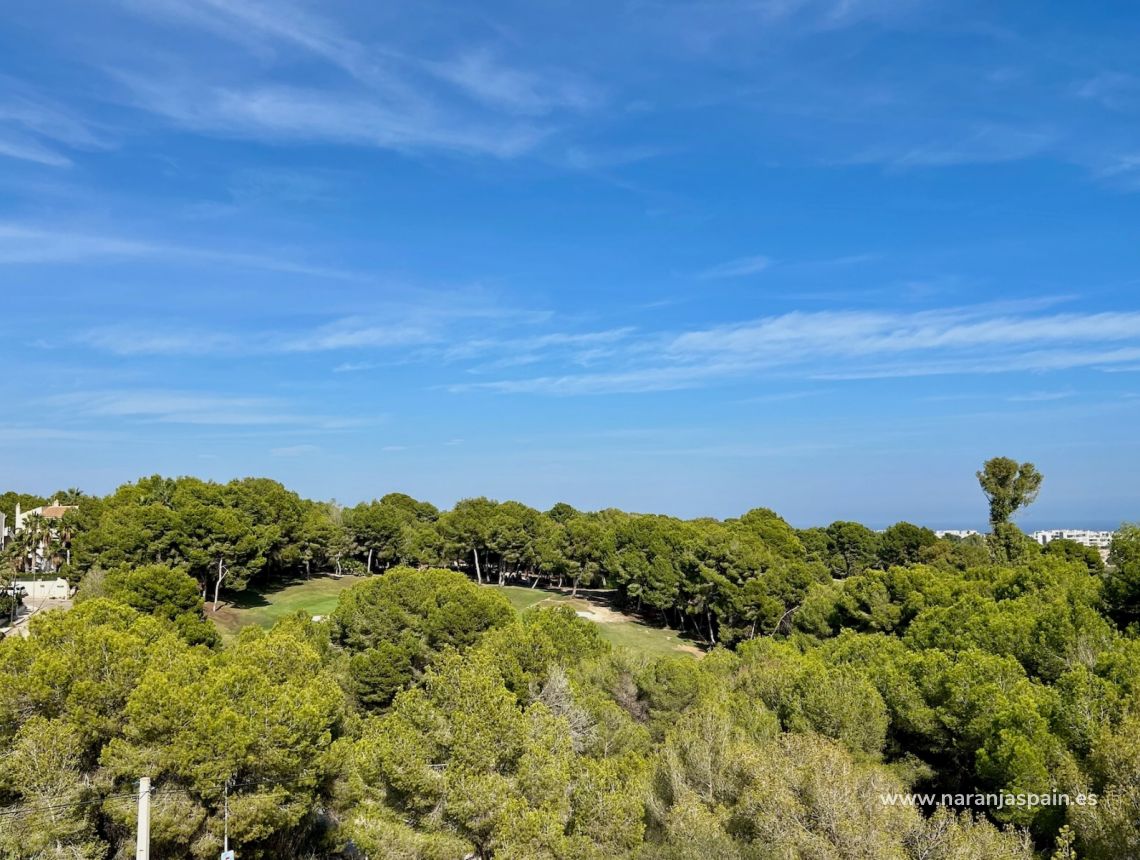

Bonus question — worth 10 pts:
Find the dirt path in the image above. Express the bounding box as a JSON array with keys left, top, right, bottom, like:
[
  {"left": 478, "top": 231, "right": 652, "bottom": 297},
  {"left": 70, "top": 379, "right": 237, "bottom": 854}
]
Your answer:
[{"left": 548, "top": 596, "right": 705, "bottom": 657}]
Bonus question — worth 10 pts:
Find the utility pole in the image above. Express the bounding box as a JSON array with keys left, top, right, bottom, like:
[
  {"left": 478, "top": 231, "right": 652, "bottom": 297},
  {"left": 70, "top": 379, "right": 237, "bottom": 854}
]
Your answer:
[
  {"left": 221, "top": 779, "right": 235, "bottom": 860},
  {"left": 136, "top": 777, "right": 151, "bottom": 860}
]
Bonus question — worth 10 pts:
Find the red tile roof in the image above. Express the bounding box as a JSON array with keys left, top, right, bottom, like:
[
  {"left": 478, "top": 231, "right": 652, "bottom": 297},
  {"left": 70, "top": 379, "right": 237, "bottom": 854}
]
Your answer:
[{"left": 38, "top": 506, "right": 77, "bottom": 519}]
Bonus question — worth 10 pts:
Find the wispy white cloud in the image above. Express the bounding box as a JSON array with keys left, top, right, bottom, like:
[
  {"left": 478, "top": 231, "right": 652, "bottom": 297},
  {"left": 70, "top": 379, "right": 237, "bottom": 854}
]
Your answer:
[
  {"left": 106, "top": 0, "right": 592, "bottom": 159},
  {"left": 0, "top": 222, "right": 364, "bottom": 279},
  {"left": 45, "top": 390, "right": 360, "bottom": 429},
  {"left": 667, "top": 309, "right": 1140, "bottom": 358},
  {"left": 78, "top": 311, "right": 595, "bottom": 360},
  {"left": 644, "top": 0, "right": 926, "bottom": 55},
  {"left": 115, "top": 0, "right": 397, "bottom": 86},
  {"left": 815, "top": 346, "right": 1140, "bottom": 380},
  {"left": 455, "top": 364, "right": 735, "bottom": 395},
  {"left": 0, "top": 78, "right": 110, "bottom": 167},
  {"left": 844, "top": 124, "right": 1054, "bottom": 169},
  {"left": 283, "top": 318, "right": 431, "bottom": 352},
  {"left": 1007, "top": 390, "right": 1075, "bottom": 403},
  {"left": 0, "top": 426, "right": 109, "bottom": 444},
  {"left": 77, "top": 321, "right": 426, "bottom": 357},
  {"left": 0, "top": 135, "right": 72, "bottom": 167},
  {"left": 1075, "top": 72, "right": 1140, "bottom": 112},
  {"left": 1095, "top": 153, "right": 1140, "bottom": 191},
  {"left": 76, "top": 328, "right": 246, "bottom": 356},
  {"left": 696, "top": 254, "right": 772, "bottom": 279},
  {"left": 333, "top": 361, "right": 377, "bottom": 374},
  {"left": 270, "top": 443, "right": 319, "bottom": 457},
  {"left": 454, "top": 305, "right": 1140, "bottom": 395},
  {"left": 562, "top": 144, "right": 667, "bottom": 171},
  {"left": 116, "top": 78, "right": 547, "bottom": 158},
  {"left": 442, "top": 328, "right": 635, "bottom": 365},
  {"left": 425, "top": 49, "right": 600, "bottom": 116}
]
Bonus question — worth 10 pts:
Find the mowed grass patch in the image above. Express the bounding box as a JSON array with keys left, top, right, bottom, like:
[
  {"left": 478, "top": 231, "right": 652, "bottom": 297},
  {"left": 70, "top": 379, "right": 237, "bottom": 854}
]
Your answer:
[
  {"left": 211, "top": 575, "right": 363, "bottom": 640},
  {"left": 211, "top": 576, "right": 701, "bottom": 658}
]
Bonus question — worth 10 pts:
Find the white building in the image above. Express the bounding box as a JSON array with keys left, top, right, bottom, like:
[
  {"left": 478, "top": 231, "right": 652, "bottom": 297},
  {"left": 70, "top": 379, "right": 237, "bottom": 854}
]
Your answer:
[
  {"left": 1031, "top": 529, "right": 1115, "bottom": 550},
  {"left": 9, "top": 500, "right": 79, "bottom": 572},
  {"left": 935, "top": 529, "right": 982, "bottom": 539},
  {"left": 14, "top": 500, "right": 78, "bottom": 533}
]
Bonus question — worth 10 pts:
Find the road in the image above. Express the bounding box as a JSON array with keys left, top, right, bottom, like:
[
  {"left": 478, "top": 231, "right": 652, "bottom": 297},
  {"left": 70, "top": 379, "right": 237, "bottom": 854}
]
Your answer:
[{"left": 1, "top": 597, "right": 72, "bottom": 638}]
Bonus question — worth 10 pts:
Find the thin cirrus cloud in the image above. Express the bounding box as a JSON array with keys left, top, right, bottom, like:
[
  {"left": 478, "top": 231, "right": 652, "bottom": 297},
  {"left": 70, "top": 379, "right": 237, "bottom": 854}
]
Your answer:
[
  {"left": 424, "top": 49, "right": 600, "bottom": 115},
  {"left": 696, "top": 255, "right": 772, "bottom": 279},
  {"left": 76, "top": 306, "right": 551, "bottom": 358},
  {"left": 105, "top": 0, "right": 593, "bottom": 159},
  {"left": 841, "top": 125, "right": 1055, "bottom": 170},
  {"left": 665, "top": 309, "right": 1140, "bottom": 356},
  {"left": 0, "top": 222, "right": 364, "bottom": 279},
  {"left": 0, "top": 80, "right": 110, "bottom": 167},
  {"left": 77, "top": 320, "right": 432, "bottom": 357},
  {"left": 116, "top": 78, "right": 549, "bottom": 159},
  {"left": 44, "top": 390, "right": 361, "bottom": 429},
  {"left": 1075, "top": 72, "right": 1140, "bottom": 112},
  {"left": 270, "top": 444, "right": 320, "bottom": 457},
  {"left": 0, "top": 135, "right": 73, "bottom": 168},
  {"left": 453, "top": 306, "right": 1140, "bottom": 395}
]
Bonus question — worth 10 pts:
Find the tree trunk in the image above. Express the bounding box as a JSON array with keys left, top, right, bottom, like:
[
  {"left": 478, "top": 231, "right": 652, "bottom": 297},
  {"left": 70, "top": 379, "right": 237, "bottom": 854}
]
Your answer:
[
  {"left": 571, "top": 575, "right": 579, "bottom": 597},
  {"left": 367, "top": 547, "right": 373, "bottom": 574},
  {"left": 212, "top": 558, "right": 227, "bottom": 612},
  {"left": 706, "top": 609, "right": 716, "bottom": 645},
  {"left": 472, "top": 547, "right": 482, "bottom": 584}
]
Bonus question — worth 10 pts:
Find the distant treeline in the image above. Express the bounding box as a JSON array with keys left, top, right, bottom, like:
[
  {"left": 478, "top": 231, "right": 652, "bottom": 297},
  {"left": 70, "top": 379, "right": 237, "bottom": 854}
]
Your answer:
[
  {"left": 1, "top": 476, "right": 1119, "bottom": 643},
  {"left": 4, "top": 468, "right": 1140, "bottom": 859}
]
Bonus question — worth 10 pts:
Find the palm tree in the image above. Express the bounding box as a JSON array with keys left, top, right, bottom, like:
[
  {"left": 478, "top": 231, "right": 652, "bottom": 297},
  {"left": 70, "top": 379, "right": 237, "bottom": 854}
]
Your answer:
[
  {"left": 20, "top": 514, "right": 50, "bottom": 573},
  {"left": 11, "top": 528, "right": 37, "bottom": 574},
  {"left": 45, "top": 534, "right": 65, "bottom": 573},
  {"left": 55, "top": 511, "right": 79, "bottom": 567},
  {"left": 1, "top": 546, "right": 21, "bottom": 624}
]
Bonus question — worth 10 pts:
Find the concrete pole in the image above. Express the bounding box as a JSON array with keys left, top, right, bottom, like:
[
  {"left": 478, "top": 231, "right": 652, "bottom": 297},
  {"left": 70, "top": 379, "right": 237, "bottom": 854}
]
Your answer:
[
  {"left": 224, "top": 781, "right": 229, "bottom": 853},
  {"left": 136, "top": 777, "right": 151, "bottom": 860}
]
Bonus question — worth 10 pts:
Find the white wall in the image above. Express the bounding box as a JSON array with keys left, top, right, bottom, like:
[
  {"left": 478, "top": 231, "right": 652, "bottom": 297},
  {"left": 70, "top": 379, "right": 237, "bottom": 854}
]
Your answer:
[{"left": 14, "top": 578, "right": 71, "bottom": 600}]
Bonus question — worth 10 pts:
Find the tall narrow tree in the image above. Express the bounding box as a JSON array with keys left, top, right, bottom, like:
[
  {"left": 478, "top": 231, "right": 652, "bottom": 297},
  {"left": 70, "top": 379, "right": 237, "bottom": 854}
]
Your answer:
[{"left": 976, "top": 457, "right": 1043, "bottom": 526}]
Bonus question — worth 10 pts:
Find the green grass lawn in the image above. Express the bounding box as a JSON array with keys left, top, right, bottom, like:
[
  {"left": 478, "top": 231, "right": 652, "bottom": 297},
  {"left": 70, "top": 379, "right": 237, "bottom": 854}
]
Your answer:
[
  {"left": 212, "top": 576, "right": 701, "bottom": 658},
  {"left": 211, "top": 575, "right": 362, "bottom": 640}
]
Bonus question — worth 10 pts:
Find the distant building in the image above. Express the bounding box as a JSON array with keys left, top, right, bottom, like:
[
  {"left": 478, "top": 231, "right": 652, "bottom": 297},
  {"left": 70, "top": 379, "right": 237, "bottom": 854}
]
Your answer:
[
  {"left": 11, "top": 500, "right": 79, "bottom": 572},
  {"left": 935, "top": 529, "right": 982, "bottom": 539},
  {"left": 1031, "top": 529, "right": 1115, "bottom": 550},
  {"left": 14, "top": 500, "right": 78, "bottom": 533}
]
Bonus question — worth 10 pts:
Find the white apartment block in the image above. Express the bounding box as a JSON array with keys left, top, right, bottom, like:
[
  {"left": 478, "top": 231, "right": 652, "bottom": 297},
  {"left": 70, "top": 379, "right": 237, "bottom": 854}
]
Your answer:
[
  {"left": 934, "top": 529, "right": 982, "bottom": 539},
  {"left": 1031, "top": 529, "right": 1115, "bottom": 549}
]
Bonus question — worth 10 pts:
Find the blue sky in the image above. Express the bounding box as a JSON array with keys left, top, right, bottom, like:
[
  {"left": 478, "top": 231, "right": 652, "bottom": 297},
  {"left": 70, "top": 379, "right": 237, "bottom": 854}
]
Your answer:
[{"left": 2, "top": 0, "right": 1139, "bottom": 528}]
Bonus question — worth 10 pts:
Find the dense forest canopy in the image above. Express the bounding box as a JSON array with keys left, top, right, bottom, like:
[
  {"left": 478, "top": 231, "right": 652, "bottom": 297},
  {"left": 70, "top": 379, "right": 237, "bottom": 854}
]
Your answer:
[{"left": 1, "top": 459, "right": 1139, "bottom": 859}]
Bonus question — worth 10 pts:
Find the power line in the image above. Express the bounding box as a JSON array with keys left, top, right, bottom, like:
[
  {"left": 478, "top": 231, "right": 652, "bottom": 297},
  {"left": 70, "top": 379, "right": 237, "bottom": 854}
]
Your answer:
[
  {"left": 0, "top": 790, "right": 140, "bottom": 819},
  {"left": 0, "top": 770, "right": 331, "bottom": 820}
]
